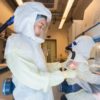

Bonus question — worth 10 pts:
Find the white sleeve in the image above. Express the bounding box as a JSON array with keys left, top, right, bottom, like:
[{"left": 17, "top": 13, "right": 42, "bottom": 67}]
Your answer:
[
  {"left": 47, "top": 62, "right": 62, "bottom": 72},
  {"left": 77, "top": 63, "right": 100, "bottom": 84},
  {"left": 5, "top": 49, "right": 64, "bottom": 92},
  {"left": 47, "top": 60, "right": 68, "bottom": 72}
]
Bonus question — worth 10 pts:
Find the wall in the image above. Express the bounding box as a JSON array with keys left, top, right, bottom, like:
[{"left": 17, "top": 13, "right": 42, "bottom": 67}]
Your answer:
[
  {"left": 47, "top": 21, "right": 68, "bottom": 60},
  {"left": 0, "top": 2, "right": 13, "bottom": 99},
  {"left": 0, "top": 0, "right": 14, "bottom": 30},
  {"left": 0, "top": 39, "right": 4, "bottom": 63},
  {"left": 84, "top": 0, "right": 100, "bottom": 28},
  {"left": 68, "top": 0, "right": 100, "bottom": 42}
]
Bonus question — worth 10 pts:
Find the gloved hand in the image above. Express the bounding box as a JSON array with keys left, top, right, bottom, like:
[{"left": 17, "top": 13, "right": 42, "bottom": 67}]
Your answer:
[
  {"left": 61, "top": 59, "right": 78, "bottom": 70},
  {"left": 62, "top": 70, "right": 77, "bottom": 79},
  {"left": 61, "top": 60, "right": 68, "bottom": 68},
  {"left": 60, "top": 59, "right": 70, "bottom": 71}
]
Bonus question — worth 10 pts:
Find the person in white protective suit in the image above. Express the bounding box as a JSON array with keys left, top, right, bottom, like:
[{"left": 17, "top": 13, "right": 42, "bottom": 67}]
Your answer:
[
  {"left": 60, "top": 35, "right": 100, "bottom": 100},
  {"left": 4, "top": 2, "right": 76, "bottom": 100},
  {"left": 88, "top": 42, "right": 100, "bottom": 100}
]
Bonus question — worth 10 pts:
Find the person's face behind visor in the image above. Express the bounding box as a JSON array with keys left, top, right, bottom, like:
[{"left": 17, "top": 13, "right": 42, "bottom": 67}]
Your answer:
[{"left": 34, "top": 18, "right": 48, "bottom": 39}]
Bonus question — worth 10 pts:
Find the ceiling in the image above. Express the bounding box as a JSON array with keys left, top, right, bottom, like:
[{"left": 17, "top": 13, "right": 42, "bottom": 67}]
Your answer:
[{"left": 0, "top": 0, "right": 93, "bottom": 27}]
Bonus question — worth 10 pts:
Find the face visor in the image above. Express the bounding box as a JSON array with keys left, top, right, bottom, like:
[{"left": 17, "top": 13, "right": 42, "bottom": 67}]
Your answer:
[
  {"left": 89, "top": 43, "right": 100, "bottom": 74},
  {"left": 34, "top": 14, "right": 49, "bottom": 40},
  {"left": 65, "top": 41, "right": 77, "bottom": 59}
]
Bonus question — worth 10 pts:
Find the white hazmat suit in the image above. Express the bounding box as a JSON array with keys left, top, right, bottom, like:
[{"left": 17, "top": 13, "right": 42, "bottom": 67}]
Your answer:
[
  {"left": 64, "top": 36, "right": 100, "bottom": 100},
  {"left": 4, "top": 2, "right": 67, "bottom": 100}
]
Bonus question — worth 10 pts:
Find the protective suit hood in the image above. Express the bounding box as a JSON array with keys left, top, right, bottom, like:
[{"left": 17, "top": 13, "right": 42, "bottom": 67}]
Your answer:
[
  {"left": 72, "top": 36, "right": 95, "bottom": 62},
  {"left": 14, "top": 2, "right": 52, "bottom": 43}
]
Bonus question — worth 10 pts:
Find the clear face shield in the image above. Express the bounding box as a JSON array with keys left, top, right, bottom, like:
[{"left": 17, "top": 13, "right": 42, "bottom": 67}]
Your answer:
[
  {"left": 89, "top": 43, "right": 100, "bottom": 74},
  {"left": 39, "top": 23, "right": 49, "bottom": 39},
  {"left": 34, "top": 15, "right": 49, "bottom": 40}
]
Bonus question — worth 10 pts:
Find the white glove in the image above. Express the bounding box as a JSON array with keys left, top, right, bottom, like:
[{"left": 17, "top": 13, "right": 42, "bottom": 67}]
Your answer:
[{"left": 62, "top": 70, "right": 77, "bottom": 79}]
